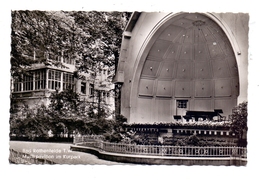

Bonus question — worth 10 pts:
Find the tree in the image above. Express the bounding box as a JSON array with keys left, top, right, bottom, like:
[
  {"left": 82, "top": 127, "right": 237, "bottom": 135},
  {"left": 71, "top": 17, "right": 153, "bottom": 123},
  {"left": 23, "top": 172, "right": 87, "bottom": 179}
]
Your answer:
[
  {"left": 86, "top": 75, "right": 115, "bottom": 119},
  {"left": 11, "top": 11, "right": 72, "bottom": 78},
  {"left": 10, "top": 103, "right": 53, "bottom": 140},
  {"left": 70, "top": 11, "right": 131, "bottom": 73},
  {"left": 88, "top": 91, "right": 110, "bottom": 119},
  {"left": 11, "top": 10, "right": 131, "bottom": 109},
  {"left": 49, "top": 89, "right": 81, "bottom": 116},
  {"left": 47, "top": 88, "right": 91, "bottom": 136},
  {"left": 11, "top": 11, "right": 131, "bottom": 77},
  {"left": 230, "top": 102, "right": 248, "bottom": 144},
  {"left": 10, "top": 11, "right": 132, "bottom": 139},
  {"left": 69, "top": 11, "right": 131, "bottom": 118}
]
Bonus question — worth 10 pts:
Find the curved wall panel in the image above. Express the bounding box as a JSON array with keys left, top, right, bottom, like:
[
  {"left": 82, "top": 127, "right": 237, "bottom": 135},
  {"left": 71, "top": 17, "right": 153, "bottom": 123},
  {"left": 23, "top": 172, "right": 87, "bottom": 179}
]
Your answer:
[
  {"left": 175, "top": 80, "right": 191, "bottom": 98},
  {"left": 214, "top": 79, "right": 232, "bottom": 97},
  {"left": 195, "top": 80, "right": 212, "bottom": 97},
  {"left": 139, "top": 79, "right": 155, "bottom": 97},
  {"left": 156, "top": 80, "right": 173, "bottom": 97},
  {"left": 195, "top": 62, "right": 211, "bottom": 79},
  {"left": 159, "top": 62, "right": 175, "bottom": 78}
]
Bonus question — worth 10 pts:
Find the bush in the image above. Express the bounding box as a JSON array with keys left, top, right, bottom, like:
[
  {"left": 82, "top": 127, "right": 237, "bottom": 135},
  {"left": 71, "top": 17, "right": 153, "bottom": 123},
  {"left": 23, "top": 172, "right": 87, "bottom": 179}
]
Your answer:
[
  {"left": 175, "top": 138, "right": 187, "bottom": 146},
  {"left": 115, "top": 114, "right": 127, "bottom": 123},
  {"left": 187, "top": 135, "right": 200, "bottom": 146}
]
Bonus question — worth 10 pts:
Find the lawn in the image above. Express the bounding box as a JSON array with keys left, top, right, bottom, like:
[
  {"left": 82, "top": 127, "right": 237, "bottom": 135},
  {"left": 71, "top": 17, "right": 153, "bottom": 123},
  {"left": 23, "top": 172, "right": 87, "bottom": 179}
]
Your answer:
[{"left": 9, "top": 141, "right": 128, "bottom": 165}]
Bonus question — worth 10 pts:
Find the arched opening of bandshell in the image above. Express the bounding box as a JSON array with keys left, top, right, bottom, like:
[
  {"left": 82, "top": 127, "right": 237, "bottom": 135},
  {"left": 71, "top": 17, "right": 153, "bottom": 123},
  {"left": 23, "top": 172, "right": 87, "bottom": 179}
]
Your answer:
[{"left": 114, "top": 12, "right": 248, "bottom": 124}]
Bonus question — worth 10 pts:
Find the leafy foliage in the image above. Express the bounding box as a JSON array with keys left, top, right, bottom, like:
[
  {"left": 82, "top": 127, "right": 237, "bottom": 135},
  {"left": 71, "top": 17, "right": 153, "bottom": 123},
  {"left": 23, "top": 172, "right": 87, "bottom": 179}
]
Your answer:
[
  {"left": 71, "top": 11, "right": 131, "bottom": 74},
  {"left": 174, "top": 135, "right": 235, "bottom": 147},
  {"left": 230, "top": 102, "right": 248, "bottom": 140},
  {"left": 10, "top": 11, "right": 132, "bottom": 140},
  {"left": 87, "top": 89, "right": 114, "bottom": 119},
  {"left": 10, "top": 88, "right": 129, "bottom": 140},
  {"left": 11, "top": 11, "right": 71, "bottom": 77},
  {"left": 10, "top": 104, "right": 52, "bottom": 140},
  {"left": 11, "top": 10, "right": 131, "bottom": 78},
  {"left": 49, "top": 89, "right": 83, "bottom": 116}
]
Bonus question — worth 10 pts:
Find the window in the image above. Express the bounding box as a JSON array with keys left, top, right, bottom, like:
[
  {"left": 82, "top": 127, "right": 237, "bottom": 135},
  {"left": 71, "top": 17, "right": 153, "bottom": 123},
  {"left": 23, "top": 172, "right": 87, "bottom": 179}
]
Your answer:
[
  {"left": 177, "top": 100, "right": 188, "bottom": 108},
  {"left": 63, "top": 72, "right": 74, "bottom": 90},
  {"left": 48, "top": 70, "right": 61, "bottom": 90},
  {"left": 13, "top": 78, "right": 22, "bottom": 92},
  {"left": 23, "top": 75, "right": 33, "bottom": 91},
  {"left": 35, "top": 70, "right": 46, "bottom": 90},
  {"left": 89, "top": 84, "right": 94, "bottom": 96},
  {"left": 81, "top": 82, "right": 86, "bottom": 94}
]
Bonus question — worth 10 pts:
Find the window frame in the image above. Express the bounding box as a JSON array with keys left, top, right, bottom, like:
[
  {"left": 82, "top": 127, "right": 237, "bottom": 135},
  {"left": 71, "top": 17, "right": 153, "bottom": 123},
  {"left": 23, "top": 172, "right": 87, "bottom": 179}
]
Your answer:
[
  {"left": 81, "top": 82, "right": 87, "bottom": 94},
  {"left": 23, "top": 74, "right": 33, "bottom": 91},
  {"left": 89, "top": 83, "right": 94, "bottom": 96},
  {"left": 63, "top": 72, "right": 74, "bottom": 90},
  {"left": 48, "top": 70, "right": 61, "bottom": 90},
  {"left": 177, "top": 100, "right": 188, "bottom": 109},
  {"left": 34, "top": 70, "right": 46, "bottom": 90}
]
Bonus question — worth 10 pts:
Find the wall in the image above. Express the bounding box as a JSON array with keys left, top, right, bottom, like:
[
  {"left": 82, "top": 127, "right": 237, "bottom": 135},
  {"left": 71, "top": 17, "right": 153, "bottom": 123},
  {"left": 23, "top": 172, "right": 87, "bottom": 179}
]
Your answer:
[{"left": 216, "top": 13, "right": 249, "bottom": 103}]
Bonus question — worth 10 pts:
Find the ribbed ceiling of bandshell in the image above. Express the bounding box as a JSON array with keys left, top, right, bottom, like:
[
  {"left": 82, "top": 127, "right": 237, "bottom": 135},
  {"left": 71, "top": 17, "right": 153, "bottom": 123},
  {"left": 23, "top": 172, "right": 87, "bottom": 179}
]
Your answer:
[{"left": 139, "top": 13, "right": 239, "bottom": 99}]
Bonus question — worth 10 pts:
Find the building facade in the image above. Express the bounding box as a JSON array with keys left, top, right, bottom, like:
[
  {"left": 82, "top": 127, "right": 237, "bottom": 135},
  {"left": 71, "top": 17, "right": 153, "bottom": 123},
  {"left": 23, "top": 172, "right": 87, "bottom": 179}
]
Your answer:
[{"left": 11, "top": 52, "right": 115, "bottom": 114}]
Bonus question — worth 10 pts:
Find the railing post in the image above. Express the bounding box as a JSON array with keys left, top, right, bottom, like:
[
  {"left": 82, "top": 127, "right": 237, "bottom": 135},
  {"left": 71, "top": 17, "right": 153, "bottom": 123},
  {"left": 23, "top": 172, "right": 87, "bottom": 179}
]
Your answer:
[{"left": 100, "top": 140, "right": 103, "bottom": 151}]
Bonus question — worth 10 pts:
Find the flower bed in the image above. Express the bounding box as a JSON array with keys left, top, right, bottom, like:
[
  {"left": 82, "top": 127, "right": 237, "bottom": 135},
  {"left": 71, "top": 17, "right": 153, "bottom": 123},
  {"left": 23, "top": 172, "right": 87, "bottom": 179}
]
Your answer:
[{"left": 125, "top": 120, "right": 231, "bottom": 130}]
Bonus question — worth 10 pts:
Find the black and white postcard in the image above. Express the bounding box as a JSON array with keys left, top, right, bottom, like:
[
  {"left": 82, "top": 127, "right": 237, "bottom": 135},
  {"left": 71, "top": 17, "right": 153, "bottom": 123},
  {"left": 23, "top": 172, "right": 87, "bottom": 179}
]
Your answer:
[{"left": 2, "top": 0, "right": 259, "bottom": 180}]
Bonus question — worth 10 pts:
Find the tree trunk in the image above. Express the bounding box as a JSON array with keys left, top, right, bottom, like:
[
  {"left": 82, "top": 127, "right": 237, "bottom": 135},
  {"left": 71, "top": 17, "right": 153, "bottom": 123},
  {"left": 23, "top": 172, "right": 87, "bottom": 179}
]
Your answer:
[
  {"left": 97, "top": 91, "right": 101, "bottom": 119},
  {"left": 115, "top": 84, "right": 121, "bottom": 117}
]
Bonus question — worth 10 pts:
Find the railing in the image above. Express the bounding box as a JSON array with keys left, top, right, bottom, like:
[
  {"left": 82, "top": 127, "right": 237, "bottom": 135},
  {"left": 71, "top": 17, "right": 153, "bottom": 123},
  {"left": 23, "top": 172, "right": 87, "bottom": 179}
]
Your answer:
[
  {"left": 73, "top": 136, "right": 247, "bottom": 158},
  {"left": 73, "top": 135, "right": 104, "bottom": 144}
]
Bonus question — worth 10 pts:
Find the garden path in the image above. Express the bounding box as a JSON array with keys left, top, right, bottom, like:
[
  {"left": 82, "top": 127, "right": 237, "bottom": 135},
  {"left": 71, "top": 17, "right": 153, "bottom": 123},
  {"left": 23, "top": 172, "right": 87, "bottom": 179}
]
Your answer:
[{"left": 9, "top": 141, "right": 131, "bottom": 165}]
